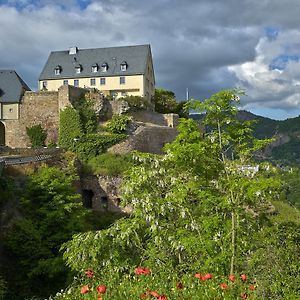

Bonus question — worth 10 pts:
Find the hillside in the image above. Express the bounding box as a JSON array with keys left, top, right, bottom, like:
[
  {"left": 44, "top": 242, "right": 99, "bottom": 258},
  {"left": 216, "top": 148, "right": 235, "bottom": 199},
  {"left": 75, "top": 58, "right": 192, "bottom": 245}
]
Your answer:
[{"left": 190, "top": 110, "right": 300, "bottom": 164}]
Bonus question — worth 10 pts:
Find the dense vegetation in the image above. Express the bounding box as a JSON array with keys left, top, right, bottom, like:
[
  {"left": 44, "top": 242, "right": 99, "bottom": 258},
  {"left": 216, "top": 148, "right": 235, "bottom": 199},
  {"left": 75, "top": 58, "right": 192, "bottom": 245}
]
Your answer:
[
  {"left": 0, "top": 89, "right": 299, "bottom": 299},
  {"left": 47, "top": 89, "right": 298, "bottom": 299}
]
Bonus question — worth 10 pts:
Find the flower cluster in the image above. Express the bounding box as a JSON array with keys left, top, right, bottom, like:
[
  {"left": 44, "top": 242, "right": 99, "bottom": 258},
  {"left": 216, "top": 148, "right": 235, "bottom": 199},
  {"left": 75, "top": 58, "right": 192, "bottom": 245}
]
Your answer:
[
  {"left": 80, "top": 269, "right": 107, "bottom": 299},
  {"left": 79, "top": 268, "right": 257, "bottom": 299}
]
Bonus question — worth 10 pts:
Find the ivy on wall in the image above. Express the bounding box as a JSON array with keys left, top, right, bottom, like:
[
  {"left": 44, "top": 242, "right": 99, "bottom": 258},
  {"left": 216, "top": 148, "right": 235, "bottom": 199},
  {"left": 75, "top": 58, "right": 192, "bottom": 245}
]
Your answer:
[
  {"left": 26, "top": 124, "right": 47, "bottom": 148},
  {"left": 59, "top": 106, "right": 83, "bottom": 149}
]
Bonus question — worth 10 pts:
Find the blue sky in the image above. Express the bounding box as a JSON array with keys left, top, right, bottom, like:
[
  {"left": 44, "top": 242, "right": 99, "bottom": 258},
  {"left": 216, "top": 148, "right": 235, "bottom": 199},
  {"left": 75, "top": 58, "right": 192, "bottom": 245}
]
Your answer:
[{"left": 1, "top": 0, "right": 300, "bottom": 120}]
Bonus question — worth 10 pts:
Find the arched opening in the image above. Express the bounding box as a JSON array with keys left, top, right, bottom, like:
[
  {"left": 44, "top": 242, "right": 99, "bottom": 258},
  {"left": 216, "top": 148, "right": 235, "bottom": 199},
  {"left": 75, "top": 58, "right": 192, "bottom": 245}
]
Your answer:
[
  {"left": 82, "top": 189, "right": 94, "bottom": 209},
  {"left": 100, "top": 196, "right": 108, "bottom": 210},
  {"left": 0, "top": 122, "right": 5, "bottom": 146}
]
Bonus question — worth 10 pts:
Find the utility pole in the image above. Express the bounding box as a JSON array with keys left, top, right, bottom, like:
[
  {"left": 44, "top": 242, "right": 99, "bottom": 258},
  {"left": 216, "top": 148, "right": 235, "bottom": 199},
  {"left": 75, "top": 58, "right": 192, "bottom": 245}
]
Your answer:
[{"left": 186, "top": 87, "right": 189, "bottom": 101}]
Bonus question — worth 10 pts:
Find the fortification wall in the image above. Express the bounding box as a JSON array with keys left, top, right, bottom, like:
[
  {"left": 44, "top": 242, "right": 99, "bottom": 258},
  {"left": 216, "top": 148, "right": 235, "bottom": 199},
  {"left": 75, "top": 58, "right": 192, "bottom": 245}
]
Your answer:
[
  {"left": 5, "top": 91, "right": 59, "bottom": 147},
  {"left": 108, "top": 124, "right": 178, "bottom": 155}
]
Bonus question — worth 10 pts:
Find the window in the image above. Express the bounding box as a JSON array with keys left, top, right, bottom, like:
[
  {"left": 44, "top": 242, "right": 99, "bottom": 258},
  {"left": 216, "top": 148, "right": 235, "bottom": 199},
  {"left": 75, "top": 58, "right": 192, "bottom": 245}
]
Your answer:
[
  {"left": 90, "top": 78, "right": 96, "bottom": 86},
  {"left": 74, "top": 79, "right": 79, "bottom": 87},
  {"left": 120, "top": 76, "right": 125, "bottom": 84},
  {"left": 75, "top": 64, "right": 82, "bottom": 74},
  {"left": 42, "top": 81, "right": 47, "bottom": 89},
  {"left": 101, "top": 63, "right": 108, "bottom": 72},
  {"left": 91, "top": 64, "right": 98, "bottom": 73},
  {"left": 100, "top": 78, "right": 106, "bottom": 85},
  {"left": 63, "top": 80, "right": 68, "bottom": 85},
  {"left": 120, "top": 61, "right": 127, "bottom": 71},
  {"left": 54, "top": 65, "right": 61, "bottom": 75},
  {"left": 121, "top": 91, "right": 127, "bottom": 97}
]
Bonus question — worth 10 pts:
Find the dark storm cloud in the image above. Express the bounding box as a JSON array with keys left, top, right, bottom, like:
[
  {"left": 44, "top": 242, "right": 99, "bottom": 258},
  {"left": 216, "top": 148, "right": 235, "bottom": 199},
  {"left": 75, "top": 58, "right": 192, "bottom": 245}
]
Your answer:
[{"left": 1, "top": 0, "right": 300, "bottom": 118}]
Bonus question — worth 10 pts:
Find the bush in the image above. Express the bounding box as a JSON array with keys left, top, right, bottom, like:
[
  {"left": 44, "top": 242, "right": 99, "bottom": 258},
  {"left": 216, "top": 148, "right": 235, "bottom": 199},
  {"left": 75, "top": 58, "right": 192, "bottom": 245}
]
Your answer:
[
  {"left": 26, "top": 124, "right": 47, "bottom": 148},
  {"left": 82, "top": 153, "right": 134, "bottom": 176},
  {"left": 59, "top": 106, "right": 83, "bottom": 149},
  {"left": 122, "top": 95, "right": 150, "bottom": 110},
  {"left": 106, "top": 114, "right": 131, "bottom": 134},
  {"left": 73, "top": 133, "right": 127, "bottom": 160}
]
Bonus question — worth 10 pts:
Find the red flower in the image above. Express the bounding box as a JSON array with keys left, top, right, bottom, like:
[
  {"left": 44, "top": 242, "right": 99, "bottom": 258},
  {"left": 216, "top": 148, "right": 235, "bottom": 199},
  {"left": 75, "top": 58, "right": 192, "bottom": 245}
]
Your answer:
[
  {"left": 241, "top": 292, "right": 248, "bottom": 299},
  {"left": 96, "top": 285, "right": 107, "bottom": 294},
  {"left": 201, "top": 273, "right": 213, "bottom": 281},
  {"left": 80, "top": 285, "right": 89, "bottom": 294},
  {"left": 158, "top": 295, "right": 168, "bottom": 300},
  {"left": 229, "top": 274, "right": 236, "bottom": 283},
  {"left": 220, "top": 282, "right": 229, "bottom": 290},
  {"left": 134, "top": 267, "right": 151, "bottom": 275},
  {"left": 85, "top": 269, "right": 94, "bottom": 278},
  {"left": 176, "top": 282, "right": 184, "bottom": 289},
  {"left": 240, "top": 274, "right": 247, "bottom": 282},
  {"left": 140, "top": 292, "right": 149, "bottom": 299},
  {"left": 149, "top": 290, "right": 160, "bottom": 298},
  {"left": 195, "top": 273, "right": 202, "bottom": 279},
  {"left": 249, "top": 284, "right": 256, "bottom": 291}
]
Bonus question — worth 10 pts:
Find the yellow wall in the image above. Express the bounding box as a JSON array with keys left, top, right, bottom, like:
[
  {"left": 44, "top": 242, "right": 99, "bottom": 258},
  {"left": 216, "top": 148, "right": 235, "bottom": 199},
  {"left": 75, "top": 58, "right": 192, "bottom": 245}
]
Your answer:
[
  {"left": 0, "top": 103, "right": 19, "bottom": 120},
  {"left": 39, "top": 74, "right": 152, "bottom": 99}
]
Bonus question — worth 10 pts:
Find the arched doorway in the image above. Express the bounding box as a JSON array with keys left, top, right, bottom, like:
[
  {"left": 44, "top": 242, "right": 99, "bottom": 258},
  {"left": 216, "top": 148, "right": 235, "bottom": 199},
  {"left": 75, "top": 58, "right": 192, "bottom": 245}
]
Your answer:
[{"left": 0, "top": 122, "right": 5, "bottom": 146}]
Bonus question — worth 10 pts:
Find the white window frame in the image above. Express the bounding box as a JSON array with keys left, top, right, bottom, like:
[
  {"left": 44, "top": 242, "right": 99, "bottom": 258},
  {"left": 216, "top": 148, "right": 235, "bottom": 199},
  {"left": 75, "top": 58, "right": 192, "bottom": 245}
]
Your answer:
[{"left": 91, "top": 65, "right": 98, "bottom": 73}]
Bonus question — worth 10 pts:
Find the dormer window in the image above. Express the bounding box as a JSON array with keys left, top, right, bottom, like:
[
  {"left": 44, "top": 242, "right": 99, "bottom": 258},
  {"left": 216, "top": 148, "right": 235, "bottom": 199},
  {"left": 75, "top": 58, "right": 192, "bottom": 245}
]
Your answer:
[
  {"left": 75, "top": 64, "right": 82, "bottom": 74},
  {"left": 120, "top": 61, "right": 128, "bottom": 71},
  {"left": 91, "top": 64, "right": 98, "bottom": 73},
  {"left": 101, "top": 63, "right": 108, "bottom": 72},
  {"left": 54, "top": 65, "right": 62, "bottom": 75}
]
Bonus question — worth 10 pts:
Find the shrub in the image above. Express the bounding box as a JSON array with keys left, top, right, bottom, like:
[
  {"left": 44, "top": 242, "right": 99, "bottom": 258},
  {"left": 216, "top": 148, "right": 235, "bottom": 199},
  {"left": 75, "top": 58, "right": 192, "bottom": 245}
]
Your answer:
[
  {"left": 106, "top": 114, "right": 131, "bottom": 134},
  {"left": 122, "top": 95, "right": 150, "bottom": 110},
  {"left": 82, "top": 153, "right": 134, "bottom": 176},
  {"left": 73, "top": 133, "right": 127, "bottom": 160},
  {"left": 59, "top": 106, "right": 83, "bottom": 149},
  {"left": 26, "top": 124, "right": 47, "bottom": 148}
]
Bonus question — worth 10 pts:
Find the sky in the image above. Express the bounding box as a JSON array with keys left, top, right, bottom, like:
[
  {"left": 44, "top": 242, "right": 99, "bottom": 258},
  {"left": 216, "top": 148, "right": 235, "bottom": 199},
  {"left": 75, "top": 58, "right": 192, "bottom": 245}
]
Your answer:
[{"left": 1, "top": 0, "right": 300, "bottom": 120}]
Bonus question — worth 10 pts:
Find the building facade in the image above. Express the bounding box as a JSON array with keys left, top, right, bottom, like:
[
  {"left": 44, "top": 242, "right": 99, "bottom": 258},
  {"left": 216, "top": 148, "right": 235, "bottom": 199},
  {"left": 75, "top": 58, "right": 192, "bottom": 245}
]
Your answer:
[
  {"left": 39, "top": 44, "right": 155, "bottom": 101},
  {"left": 0, "top": 70, "right": 31, "bottom": 145}
]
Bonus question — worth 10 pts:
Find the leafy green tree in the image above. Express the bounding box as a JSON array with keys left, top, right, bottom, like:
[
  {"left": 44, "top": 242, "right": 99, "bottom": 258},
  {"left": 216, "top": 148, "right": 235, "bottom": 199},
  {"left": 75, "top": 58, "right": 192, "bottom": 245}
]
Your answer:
[
  {"left": 3, "top": 166, "right": 87, "bottom": 299},
  {"left": 154, "top": 88, "right": 188, "bottom": 117},
  {"left": 52, "top": 89, "right": 287, "bottom": 299}
]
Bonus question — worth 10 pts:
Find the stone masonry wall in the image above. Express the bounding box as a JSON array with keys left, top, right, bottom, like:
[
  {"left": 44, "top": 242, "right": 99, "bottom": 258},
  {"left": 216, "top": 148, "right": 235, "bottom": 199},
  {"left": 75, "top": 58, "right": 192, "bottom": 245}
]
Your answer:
[
  {"left": 4, "top": 86, "right": 89, "bottom": 148},
  {"left": 108, "top": 124, "right": 178, "bottom": 155},
  {"left": 5, "top": 91, "right": 59, "bottom": 147}
]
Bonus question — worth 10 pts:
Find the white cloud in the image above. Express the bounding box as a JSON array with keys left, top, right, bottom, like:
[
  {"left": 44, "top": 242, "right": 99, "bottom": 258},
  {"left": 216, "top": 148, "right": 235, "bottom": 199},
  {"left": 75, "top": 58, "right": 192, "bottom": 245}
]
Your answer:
[{"left": 229, "top": 30, "right": 300, "bottom": 111}]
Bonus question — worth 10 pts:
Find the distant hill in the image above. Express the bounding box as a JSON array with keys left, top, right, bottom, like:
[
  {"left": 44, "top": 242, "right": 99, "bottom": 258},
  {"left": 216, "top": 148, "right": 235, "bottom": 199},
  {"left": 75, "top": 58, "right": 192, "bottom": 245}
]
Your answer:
[{"left": 190, "top": 111, "right": 300, "bottom": 165}]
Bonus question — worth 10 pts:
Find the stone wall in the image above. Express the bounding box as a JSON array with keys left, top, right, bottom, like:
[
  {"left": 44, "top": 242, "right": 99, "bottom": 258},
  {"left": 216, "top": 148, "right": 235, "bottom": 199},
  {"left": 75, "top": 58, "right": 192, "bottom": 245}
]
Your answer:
[
  {"left": 80, "top": 175, "right": 127, "bottom": 212},
  {"left": 5, "top": 91, "right": 59, "bottom": 147},
  {"left": 129, "top": 110, "right": 179, "bottom": 127},
  {"left": 3, "top": 86, "right": 89, "bottom": 148},
  {"left": 108, "top": 124, "right": 178, "bottom": 155}
]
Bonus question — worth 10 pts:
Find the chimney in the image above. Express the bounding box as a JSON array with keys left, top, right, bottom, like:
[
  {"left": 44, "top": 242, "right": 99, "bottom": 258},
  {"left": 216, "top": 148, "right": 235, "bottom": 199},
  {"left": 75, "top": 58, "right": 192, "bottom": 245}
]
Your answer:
[{"left": 69, "top": 46, "right": 78, "bottom": 55}]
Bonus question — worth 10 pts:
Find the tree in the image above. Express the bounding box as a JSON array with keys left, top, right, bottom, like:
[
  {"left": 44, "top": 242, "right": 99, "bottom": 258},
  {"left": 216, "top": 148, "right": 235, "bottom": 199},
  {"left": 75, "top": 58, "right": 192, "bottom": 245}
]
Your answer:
[
  {"left": 3, "top": 166, "right": 88, "bottom": 299},
  {"left": 52, "top": 89, "right": 288, "bottom": 299},
  {"left": 153, "top": 88, "right": 177, "bottom": 114}
]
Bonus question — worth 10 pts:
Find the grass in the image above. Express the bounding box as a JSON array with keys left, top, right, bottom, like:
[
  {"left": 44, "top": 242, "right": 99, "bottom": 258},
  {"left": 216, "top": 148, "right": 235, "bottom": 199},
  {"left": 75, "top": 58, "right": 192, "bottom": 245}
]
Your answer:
[{"left": 82, "top": 153, "right": 134, "bottom": 176}]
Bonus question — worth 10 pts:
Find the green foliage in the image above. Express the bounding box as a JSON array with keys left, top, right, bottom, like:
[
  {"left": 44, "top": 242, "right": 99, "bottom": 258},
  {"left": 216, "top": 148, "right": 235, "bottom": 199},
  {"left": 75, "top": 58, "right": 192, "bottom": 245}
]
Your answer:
[
  {"left": 281, "top": 167, "right": 300, "bottom": 209},
  {"left": 3, "top": 166, "right": 88, "bottom": 300},
  {"left": 0, "top": 277, "right": 7, "bottom": 300},
  {"left": 105, "top": 114, "right": 131, "bottom": 134},
  {"left": 153, "top": 88, "right": 188, "bottom": 117},
  {"left": 73, "top": 133, "right": 127, "bottom": 160},
  {"left": 82, "top": 153, "right": 134, "bottom": 176},
  {"left": 153, "top": 88, "right": 177, "bottom": 113},
  {"left": 55, "top": 89, "right": 294, "bottom": 299},
  {"left": 122, "top": 95, "right": 150, "bottom": 110},
  {"left": 26, "top": 124, "right": 47, "bottom": 148},
  {"left": 72, "top": 94, "right": 98, "bottom": 134},
  {"left": 272, "top": 137, "right": 300, "bottom": 163},
  {"left": 59, "top": 106, "right": 82, "bottom": 149}
]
